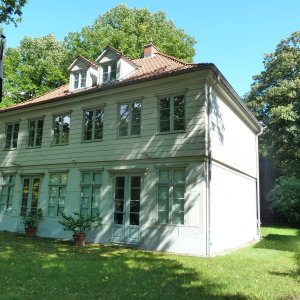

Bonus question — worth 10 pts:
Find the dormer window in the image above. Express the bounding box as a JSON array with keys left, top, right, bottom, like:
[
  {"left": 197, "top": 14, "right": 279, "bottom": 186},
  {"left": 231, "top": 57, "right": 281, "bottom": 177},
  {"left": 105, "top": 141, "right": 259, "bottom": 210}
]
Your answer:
[
  {"left": 102, "top": 61, "right": 117, "bottom": 83},
  {"left": 73, "top": 70, "right": 86, "bottom": 90}
]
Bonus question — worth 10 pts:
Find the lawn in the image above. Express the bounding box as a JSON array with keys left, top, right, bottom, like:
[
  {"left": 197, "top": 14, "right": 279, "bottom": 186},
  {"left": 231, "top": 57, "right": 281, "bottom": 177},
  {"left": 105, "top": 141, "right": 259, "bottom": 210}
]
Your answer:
[{"left": 0, "top": 226, "right": 299, "bottom": 300}]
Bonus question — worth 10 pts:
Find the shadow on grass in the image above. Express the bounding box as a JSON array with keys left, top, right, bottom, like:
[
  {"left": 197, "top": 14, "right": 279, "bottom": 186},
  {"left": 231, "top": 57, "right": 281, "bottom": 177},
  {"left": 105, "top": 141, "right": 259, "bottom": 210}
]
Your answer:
[{"left": 0, "top": 231, "right": 248, "bottom": 300}]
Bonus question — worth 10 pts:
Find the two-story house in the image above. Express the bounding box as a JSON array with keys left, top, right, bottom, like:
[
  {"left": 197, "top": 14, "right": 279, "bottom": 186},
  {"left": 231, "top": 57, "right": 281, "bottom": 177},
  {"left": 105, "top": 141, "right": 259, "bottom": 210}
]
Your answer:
[{"left": 0, "top": 42, "right": 262, "bottom": 256}]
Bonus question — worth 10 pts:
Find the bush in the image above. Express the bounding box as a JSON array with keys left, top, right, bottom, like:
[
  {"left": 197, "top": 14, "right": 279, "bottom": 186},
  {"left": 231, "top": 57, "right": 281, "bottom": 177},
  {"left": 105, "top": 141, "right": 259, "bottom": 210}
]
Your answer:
[{"left": 268, "top": 176, "right": 300, "bottom": 226}]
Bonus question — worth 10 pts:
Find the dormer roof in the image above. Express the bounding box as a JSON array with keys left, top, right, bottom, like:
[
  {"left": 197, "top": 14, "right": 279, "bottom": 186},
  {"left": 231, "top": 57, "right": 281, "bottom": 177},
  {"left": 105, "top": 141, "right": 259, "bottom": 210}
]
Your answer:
[{"left": 68, "top": 55, "right": 98, "bottom": 71}]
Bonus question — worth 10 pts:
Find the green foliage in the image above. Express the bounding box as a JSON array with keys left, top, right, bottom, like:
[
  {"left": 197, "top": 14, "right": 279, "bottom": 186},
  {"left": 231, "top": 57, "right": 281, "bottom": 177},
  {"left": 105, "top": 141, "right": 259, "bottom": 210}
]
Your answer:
[
  {"left": 23, "top": 208, "right": 43, "bottom": 228},
  {"left": 245, "top": 31, "right": 300, "bottom": 175},
  {"left": 2, "top": 34, "right": 68, "bottom": 104},
  {"left": 59, "top": 212, "right": 102, "bottom": 235},
  {"left": 268, "top": 176, "right": 300, "bottom": 226},
  {"left": 0, "top": 0, "right": 27, "bottom": 26},
  {"left": 64, "top": 4, "right": 196, "bottom": 63},
  {"left": 0, "top": 226, "right": 299, "bottom": 299}
]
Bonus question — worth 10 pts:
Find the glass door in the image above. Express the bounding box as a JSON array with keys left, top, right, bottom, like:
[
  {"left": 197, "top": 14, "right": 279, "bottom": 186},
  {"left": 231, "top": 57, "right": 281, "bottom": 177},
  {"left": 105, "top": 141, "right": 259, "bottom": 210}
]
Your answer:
[
  {"left": 20, "top": 177, "right": 40, "bottom": 216},
  {"left": 112, "top": 175, "right": 141, "bottom": 243}
]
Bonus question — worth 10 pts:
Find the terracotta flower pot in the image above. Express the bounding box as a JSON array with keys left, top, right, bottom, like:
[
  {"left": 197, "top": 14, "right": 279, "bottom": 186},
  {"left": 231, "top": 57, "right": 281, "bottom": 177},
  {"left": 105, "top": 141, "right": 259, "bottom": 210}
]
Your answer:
[
  {"left": 25, "top": 227, "right": 37, "bottom": 237},
  {"left": 73, "top": 233, "right": 86, "bottom": 246}
]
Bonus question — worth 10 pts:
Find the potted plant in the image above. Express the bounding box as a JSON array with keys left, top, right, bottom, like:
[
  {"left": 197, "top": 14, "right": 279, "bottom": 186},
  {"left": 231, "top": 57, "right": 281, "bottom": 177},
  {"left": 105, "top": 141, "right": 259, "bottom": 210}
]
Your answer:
[
  {"left": 23, "top": 208, "right": 43, "bottom": 237},
  {"left": 59, "top": 212, "right": 102, "bottom": 246}
]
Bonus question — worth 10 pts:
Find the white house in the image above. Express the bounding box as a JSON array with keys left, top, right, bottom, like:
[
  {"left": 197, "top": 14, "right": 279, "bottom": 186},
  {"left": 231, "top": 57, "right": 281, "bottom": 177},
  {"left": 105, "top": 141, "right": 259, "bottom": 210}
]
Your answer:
[{"left": 0, "top": 42, "right": 262, "bottom": 256}]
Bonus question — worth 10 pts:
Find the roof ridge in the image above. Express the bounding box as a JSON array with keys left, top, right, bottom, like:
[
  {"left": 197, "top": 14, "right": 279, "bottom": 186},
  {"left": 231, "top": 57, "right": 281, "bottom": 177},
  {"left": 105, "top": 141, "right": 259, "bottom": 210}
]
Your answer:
[{"left": 155, "top": 52, "right": 197, "bottom": 66}]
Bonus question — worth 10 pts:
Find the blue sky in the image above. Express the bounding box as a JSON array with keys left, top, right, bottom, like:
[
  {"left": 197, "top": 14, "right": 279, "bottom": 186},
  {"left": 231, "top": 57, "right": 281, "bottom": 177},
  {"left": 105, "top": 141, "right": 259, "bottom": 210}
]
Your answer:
[{"left": 2, "top": 0, "right": 300, "bottom": 97}]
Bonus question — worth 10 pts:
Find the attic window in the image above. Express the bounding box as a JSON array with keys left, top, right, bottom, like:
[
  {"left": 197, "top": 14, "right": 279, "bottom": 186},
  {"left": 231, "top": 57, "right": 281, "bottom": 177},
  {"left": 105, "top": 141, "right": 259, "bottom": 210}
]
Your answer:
[
  {"left": 102, "top": 61, "right": 117, "bottom": 83},
  {"left": 73, "top": 70, "right": 86, "bottom": 89}
]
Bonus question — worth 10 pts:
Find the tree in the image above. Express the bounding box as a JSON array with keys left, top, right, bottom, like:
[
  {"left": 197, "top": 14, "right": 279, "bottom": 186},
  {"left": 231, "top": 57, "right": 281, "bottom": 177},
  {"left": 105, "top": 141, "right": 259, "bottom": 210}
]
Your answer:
[
  {"left": 2, "top": 34, "right": 68, "bottom": 106},
  {"left": 64, "top": 4, "right": 196, "bottom": 63},
  {"left": 245, "top": 31, "right": 300, "bottom": 176},
  {"left": 0, "top": 0, "right": 28, "bottom": 26}
]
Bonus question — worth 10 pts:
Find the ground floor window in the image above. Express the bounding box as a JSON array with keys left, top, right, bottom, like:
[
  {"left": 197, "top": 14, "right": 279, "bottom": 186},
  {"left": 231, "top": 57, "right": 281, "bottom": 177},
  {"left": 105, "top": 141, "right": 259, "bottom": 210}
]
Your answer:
[
  {"left": 80, "top": 171, "right": 102, "bottom": 216},
  {"left": 0, "top": 174, "right": 15, "bottom": 213},
  {"left": 48, "top": 173, "right": 68, "bottom": 217},
  {"left": 157, "top": 168, "right": 185, "bottom": 225}
]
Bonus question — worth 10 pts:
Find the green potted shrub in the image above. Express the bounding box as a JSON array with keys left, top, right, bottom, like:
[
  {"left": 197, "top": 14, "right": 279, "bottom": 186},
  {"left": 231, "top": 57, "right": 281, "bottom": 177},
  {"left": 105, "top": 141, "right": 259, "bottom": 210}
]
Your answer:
[
  {"left": 23, "top": 208, "right": 43, "bottom": 237},
  {"left": 59, "top": 212, "right": 102, "bottom": 246}
]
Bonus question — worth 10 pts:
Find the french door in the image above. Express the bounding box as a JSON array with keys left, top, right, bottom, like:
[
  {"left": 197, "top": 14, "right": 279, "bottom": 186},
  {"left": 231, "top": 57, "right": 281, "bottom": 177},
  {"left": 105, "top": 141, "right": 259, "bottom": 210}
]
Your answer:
[
  {"left": 20, "top": 177, "right": 41, "bottom": 216},
  {"left": 112, "top": 174, "right": 141, "bottom": 244}
]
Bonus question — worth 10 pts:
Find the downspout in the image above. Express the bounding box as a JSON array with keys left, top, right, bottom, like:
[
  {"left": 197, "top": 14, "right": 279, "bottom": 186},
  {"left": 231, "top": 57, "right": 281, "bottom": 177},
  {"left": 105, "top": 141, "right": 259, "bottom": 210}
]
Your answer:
[
  {"left": 205, "top": 73, "right": 220, "bottom": 256},
  {"left": 255, "top": 126, "right": 263, "bottom": 239}
]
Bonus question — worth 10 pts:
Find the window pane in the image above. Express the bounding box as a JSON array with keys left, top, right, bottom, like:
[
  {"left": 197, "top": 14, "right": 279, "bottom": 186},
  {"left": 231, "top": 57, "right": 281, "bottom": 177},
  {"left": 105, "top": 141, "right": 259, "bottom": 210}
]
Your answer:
[
  {"left": 172, "top": 212, "right": 184, "bottom": 225},
  {"left": 158, "top": 211, "right": 169, "bottom": 224},
  {"left": 94, "top": 109, "right": 104, "bottom": 140},
  {"left": 50, "top": 174, "right": 59, "bottom": 184},
  {"left": 131, "top": 102, "right": 141, "bottom": 135},
  {"left": 173, "top": 169, "right": 185, "bottom": 182},
  {"left": 74, "top": 72, "right": 79, "bottom": 89},
  {"left": 81, "top": 196, "right": 89, "bottom": 208},
  {"left": 158, "top": 186, "right": 169, "bottom": 210},
  {"left": 60, "top": 173, "right": 68, "bottom": 184},
  {"left": 12, "top": 124, "right": 19, "bottom": 148},
  {"left": 82, "top": 173, "right": 91, "bottom": 184},
  {"left": 159, "top": 170, "right": 170, "bottom": 183},
  {"left": 62, "top": 115, "right": 70, "bottom": 144},
  {"left": 84, "top": 111, "right": 93, "bottom": 140},
  {"left": 115, "top": 200, "right": 124, "bottom": 212},
  {"left": 93, "top": 172, "right": 102, "bottom": 184},
  {"left": 80, "top": 71, "right": 86, "bottom": 88},
  {"left": 28, "top": 121, "right": 36, "bottom": 147},
  {"left": 119, "top": 104, "right": 129, "bottom": 136},
  {"left": 114, "top": 212, "right": 123, "bottom": 224},
  {"left": 130, "top": 213, "right": 139, "bottom": 225},
  {"left": 173, "top": 186, "right": 184, "bottom": 211},
  {"left": 130, "top": 201, "right": 140, "bottom": 213}
]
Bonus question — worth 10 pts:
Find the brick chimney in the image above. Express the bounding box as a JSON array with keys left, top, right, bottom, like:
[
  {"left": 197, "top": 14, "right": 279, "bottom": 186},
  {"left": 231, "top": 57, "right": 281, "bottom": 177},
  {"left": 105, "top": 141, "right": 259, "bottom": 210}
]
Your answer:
[{"left": 144, "top": 40, "right": 158, "bottom": 58}]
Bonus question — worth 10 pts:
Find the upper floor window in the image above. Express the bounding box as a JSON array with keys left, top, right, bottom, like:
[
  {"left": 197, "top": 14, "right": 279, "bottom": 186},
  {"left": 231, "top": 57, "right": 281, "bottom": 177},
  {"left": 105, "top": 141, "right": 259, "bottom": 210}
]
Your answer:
[
  {"left": 5, "top": 123, "right": 19, "bottom": 149},
  {"left": 80, "top": 171, "right": 102, "bottom": 217},
  {"left": 52, "top": 113, "right": 71, "bottom": 145},
  {"left": 159, "top": 95, "right": 185, "bottom": 133},
  {"left": 157, "top": 168, "right": 185, "bottom": 225},
  {"left": 48, "top": 173, "right": 68, "bottom": 217},
  {"left": 83, "top": 108, "right": 104, "bottom": 141},
  {"left": 119, "top": 101, "right": 141, "bottom": 137},
  {"left": 28, "top": 119, "right": 44, "bottom": 147},
  {"left": 102, "top": 61, "right": 117, "bottom": 83},
  {"left": 73, "top": 70, "right": 86, "bottom": 90},
  {"left": 0, "top": 174, "right": 15, "bottom": 213}
]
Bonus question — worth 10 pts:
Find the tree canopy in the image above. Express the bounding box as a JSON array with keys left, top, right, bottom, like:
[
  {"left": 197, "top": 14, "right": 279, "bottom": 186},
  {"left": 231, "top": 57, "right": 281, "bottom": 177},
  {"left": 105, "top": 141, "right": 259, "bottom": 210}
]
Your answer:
[
  {"left": 2, "top": 34, "right": 68, "bottom": 106},
  {"left": 0, "top": 0, "right": 27, "bottom": 26},
  {"left": 64, "top": 4, "right": 196, "bottom": 63},
  {"left": 245, "top": 31, "right": 300, "bottom": 176}
]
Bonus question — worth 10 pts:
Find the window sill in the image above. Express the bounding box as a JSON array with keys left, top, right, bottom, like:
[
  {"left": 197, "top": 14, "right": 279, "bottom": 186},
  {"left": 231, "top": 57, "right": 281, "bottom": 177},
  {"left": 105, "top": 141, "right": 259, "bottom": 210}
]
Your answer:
[
  {"left": 156, "top": 130, "right": 186, "bottom": 135},
  {"left": 81, "top": 139, "right": 103, "bottom": 144},
  {"left": 50, "top": 143, "right": 69, "bottom": 147},
  {"left": 117, "top": 135, "right": 141, "bottom": 139},
  {"left": 26, "top": 146, "right": 42, "bottom": 149},
  {"left": 3, "top": 148, "right": 18, "bottom": 151}
]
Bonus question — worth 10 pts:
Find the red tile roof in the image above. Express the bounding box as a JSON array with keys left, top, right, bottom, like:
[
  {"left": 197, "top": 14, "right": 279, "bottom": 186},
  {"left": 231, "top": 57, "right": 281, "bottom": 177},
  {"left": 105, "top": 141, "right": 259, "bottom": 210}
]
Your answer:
[{"left": 0, "top": 51, "right": 210, "bottom": 113}]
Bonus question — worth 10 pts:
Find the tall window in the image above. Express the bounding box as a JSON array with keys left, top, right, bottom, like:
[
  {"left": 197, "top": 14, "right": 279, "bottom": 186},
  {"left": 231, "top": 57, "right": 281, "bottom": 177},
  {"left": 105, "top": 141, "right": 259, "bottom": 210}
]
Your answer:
[
  {"left": 119, "top": 101, "right": 141, "bottom": 137},
  {"left": 48, "top": 173, "right": 68, "bottom": 217},
  {"left": 80, "top": 171, "right": 102, "bottom": 216},
  {"left": 83, "top": 108, "right": 104, "bottom": 141},
  {"left": 73, "top": 71, "right": 86, "bottom": 89},
  {"left": 28, "top": 119, "right": 44, "bottom": 147},
  {"left": 5, "top": 123, "right": 19, "bottom": 149},
  {"left": 52, "top": 113, "right": 71, "bottom": 145},
  {"left": 102, "top": 61, "right": 117, "bottom": 83},
  {"left": 159, "top": 95, "right": 185, "bottom": 133},
  {"left": 157, "top": 169, "right": 185, "bottom": 225},
  {"left": 0, "top": 175, "right": 15, "bottom": 213}
]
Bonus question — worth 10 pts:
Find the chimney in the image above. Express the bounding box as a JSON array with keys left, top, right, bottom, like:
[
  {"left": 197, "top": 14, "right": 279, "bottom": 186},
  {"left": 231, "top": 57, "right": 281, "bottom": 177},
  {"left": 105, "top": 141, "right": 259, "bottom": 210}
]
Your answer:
[{"left": 144, "top": 40, "right": 158, "bottom": 58}]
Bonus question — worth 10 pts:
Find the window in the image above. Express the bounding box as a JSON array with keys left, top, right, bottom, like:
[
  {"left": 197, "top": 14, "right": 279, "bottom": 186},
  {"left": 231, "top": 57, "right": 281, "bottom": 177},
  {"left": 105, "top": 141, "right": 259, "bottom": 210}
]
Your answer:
[
  {"left": 102, "top": 61, "right": 117, "bottom": 83},
  {"left": 157, "top": 169, "right": 185, "bottom": 225},
  {"left": 5, "top": 123, "right": 19, "bottom": 149},
  {"left": 80, "top": 171, "right": 102, "bottom": 216},
  {"left": 83, "top": 108, "right": 104, "bottom": 141},
  {"left": 119, "top": 101, "right": 141, "bottom": 137},
  {"left": 159, "top": 95, "right": 185, "bottom": 133},
  {"left": 52, "top": 113, "right": 71, "bottom": 145},
  {"left": 48, "top": 173, "right": 68, "bottom": 217},
  {"left": 28, "top": 119, "right": 44, "bottom": 147},
  {"left": 73, "top": 70, "right": 86, "bottom": 90},
  {"left": 0, "top": 175, "right": 15, "bottom": 213}
]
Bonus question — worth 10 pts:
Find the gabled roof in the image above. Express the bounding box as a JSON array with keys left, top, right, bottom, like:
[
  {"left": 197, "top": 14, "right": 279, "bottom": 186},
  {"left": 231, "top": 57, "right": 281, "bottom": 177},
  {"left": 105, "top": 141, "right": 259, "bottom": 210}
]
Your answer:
[
  {"left": 0, "top": 50, "right": 206, "bottom": 113},
  {"left": 68, "top": 54, "right": 98, "bottom": 71}
]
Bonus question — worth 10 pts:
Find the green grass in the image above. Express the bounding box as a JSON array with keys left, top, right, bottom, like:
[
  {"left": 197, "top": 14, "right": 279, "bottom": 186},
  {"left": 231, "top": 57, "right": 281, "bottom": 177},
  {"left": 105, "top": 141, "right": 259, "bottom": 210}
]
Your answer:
[{"left": 0, "top": 226, "right": 299, "bottom": 300}]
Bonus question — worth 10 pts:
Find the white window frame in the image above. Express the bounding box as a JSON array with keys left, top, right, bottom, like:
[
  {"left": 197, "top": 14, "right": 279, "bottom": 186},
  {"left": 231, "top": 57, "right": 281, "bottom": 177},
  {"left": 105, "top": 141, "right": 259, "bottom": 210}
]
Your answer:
[
  {"left": 101, "top": 60, "right": 118, "bottom": 83},
  {"left": 118, "top": 100, "right": 142, "bottom": 137},
  {"left": 0, "top": 174, "right": 15, "bottom": 213},
  {"left": 80, "top": 171, "right": 102, "bottom": 217},
  {"left": 52, "top": 112, "right": 71, "bottom": 145},
  {"left": 28, "top": 118, "right": 44, "bottom": 147},
  {"left": 82, "top": 107, "right": 104, "bottom": 142},
  {"left": 157, "top": 168, "right": 186, "bottom": 225},
  {"left": 158, "top": 94, "right": 186, "bottom": 133},
  {"left": 5, "top": 122, "right": 20, "bottom": 149},
  {"left": 73, "top": 70, "right": 87, "bottom": 90},
  {"left": 48, "top": 173, "right": 68, "bottom": 217}
]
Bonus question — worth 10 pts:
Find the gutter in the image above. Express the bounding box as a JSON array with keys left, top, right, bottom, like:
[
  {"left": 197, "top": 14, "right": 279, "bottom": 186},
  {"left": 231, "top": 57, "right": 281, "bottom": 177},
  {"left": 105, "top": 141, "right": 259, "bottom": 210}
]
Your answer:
[{"left": 205, "top": 73, "right": 220, "bottom": 256}]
